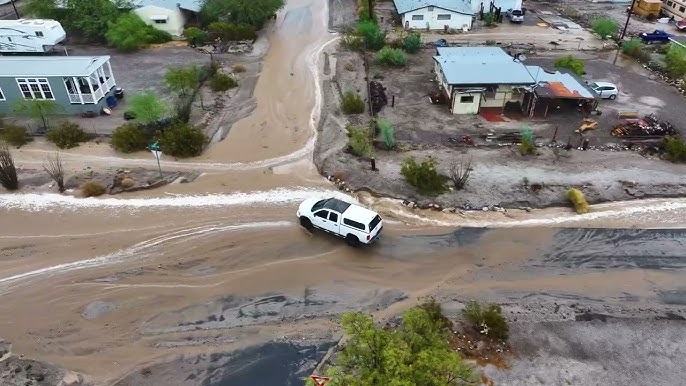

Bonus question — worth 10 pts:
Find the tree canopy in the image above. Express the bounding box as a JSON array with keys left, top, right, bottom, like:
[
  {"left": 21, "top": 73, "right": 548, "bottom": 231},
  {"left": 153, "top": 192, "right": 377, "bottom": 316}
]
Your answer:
[
  {"left": 12, "top": 99, "right": 63, "bottom": 129},
  {"left": 200, "top": 0, "right": 284, "bottom": 28},
  {"left": 553, "top": 55, "right": 585, "bottom": 77},
  {"left": 106, "top": 13, "right": 154, "bottom": 51},
  {"left": 164, "top": 65, "right": 203, "bottom": 98},
  {"left": 128, "top": 91, "right": 167, "bottom": 125},
  {"left": 308, "top": 308, "right": 477, "bottom": 386}
]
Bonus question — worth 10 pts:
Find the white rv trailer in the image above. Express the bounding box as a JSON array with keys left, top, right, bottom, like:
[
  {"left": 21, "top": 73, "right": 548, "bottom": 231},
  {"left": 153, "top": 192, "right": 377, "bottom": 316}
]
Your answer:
[{"left": 0, "top": 19, "right": 66, "bottom": 54}]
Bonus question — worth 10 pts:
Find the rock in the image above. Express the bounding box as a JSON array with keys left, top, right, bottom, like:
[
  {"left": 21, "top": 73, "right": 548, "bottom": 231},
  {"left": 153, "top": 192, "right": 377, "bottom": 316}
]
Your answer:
[
  {"left": 60, "top": 371, "right": 82, "bottom": 386},
  {"left": 0, "top": 340, "right": 10, "bottom": 357}
]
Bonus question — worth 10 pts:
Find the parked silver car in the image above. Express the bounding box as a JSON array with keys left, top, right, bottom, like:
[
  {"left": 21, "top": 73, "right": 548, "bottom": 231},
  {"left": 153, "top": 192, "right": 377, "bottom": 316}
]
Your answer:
[{"left": 589, "top": 81, "right": 619, "bottom": 100}]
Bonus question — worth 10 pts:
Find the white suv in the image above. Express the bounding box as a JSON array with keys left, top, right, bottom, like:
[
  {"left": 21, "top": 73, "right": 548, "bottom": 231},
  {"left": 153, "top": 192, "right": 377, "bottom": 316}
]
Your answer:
[{"left": 297, "top": 197, "right": 383, "bottom": 246}]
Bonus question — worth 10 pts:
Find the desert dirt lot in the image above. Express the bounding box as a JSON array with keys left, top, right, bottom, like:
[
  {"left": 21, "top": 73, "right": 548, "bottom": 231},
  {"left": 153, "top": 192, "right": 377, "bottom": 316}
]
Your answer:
[{"left": 316, "top": 33, "right": 686, "bottom": 210}]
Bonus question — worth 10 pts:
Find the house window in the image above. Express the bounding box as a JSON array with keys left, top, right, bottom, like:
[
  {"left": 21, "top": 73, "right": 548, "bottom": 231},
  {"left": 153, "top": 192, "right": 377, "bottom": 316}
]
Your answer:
[
  {"left": 412, "top": 14, "right": 424, "bottom": 20},
  {"left": 154, "top": 19, "right": 167, "bottom": 24},
  {"left": 460, "top": 95, "right": 474, "bottom": 103},
  {"left": 667, "top": 1, "right": 673, "bottom": 6},
  {"left": 0, "top": 87, "right": 5, "bottom": 101},
  {"left": 680, "top": 6, "right": 685, "bottom": 12},
  {"left": 428, "top": 6, "right": 434, "bottom": 11},
  {"left": 16, "top": 78, "right": 54, "bottom": 100},
  {"left": 35, "top": 31, "right": 44, "bottom": 37},
  {"left": 437, "top": 14, "right": 451, "bottom": 20},
  {"left": 484, "top": 87, "right": 497, "bottom": 99}
]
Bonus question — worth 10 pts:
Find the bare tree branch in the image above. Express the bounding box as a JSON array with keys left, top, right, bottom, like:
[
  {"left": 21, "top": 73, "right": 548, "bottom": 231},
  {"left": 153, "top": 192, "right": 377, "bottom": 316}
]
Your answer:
[
  {"left": 43, "top": 152, "right": 65, "bottom": 193},
  {"left": 448, "top": 156, "right": 472, "bottom": 190},
  {"left": 0, "top": 144, "right": 19, "bottom": 190}
]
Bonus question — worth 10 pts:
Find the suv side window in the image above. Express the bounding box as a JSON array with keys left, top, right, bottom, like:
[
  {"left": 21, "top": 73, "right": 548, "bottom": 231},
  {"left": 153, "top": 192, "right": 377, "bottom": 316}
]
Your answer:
[
  {"left": 314, "top": 210, "right": 329, "bottom": 219},
  {"left": 328, "top": 212, "right": 339, "bottom": 222}
]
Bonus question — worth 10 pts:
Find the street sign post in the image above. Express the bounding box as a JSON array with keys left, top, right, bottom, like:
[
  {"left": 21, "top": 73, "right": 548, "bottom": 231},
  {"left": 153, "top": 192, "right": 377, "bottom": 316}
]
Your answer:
[
  {"left": 310, "top": 375, "right": 330, "bottom": 386},
  {"left": 149, "top": 141, "right": 163, "bottom": 180}
]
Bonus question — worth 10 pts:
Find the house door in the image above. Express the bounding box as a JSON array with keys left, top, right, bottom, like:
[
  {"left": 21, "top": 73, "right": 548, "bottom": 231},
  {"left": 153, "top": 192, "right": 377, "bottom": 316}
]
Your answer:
[{"left": 405, "top": 21, "right": 409, "bottom": 29}]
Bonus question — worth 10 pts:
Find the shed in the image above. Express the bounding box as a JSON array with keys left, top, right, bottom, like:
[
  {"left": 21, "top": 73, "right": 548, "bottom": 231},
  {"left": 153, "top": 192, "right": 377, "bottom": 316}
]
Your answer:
[{"left": 393, "top": 0, "right": 474, "bottom": 31}]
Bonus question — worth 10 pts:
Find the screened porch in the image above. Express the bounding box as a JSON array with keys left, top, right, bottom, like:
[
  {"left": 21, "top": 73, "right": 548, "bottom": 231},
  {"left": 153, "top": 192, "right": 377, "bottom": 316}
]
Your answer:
[{"left": 63, "top": 59, "right": 116, "bottom": 104}]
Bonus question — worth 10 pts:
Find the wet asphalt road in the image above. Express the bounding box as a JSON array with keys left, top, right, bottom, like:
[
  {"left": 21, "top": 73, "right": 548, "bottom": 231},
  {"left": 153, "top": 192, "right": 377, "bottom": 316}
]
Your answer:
[{"left": 208, "top": 226, "right": 686, "bottom": 386}]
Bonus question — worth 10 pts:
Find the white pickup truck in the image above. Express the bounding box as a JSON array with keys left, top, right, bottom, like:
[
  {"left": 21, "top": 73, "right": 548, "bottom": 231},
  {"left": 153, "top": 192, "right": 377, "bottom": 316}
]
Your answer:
[{"left": 297, "top": 197, "right": 383, "bottom": 246}]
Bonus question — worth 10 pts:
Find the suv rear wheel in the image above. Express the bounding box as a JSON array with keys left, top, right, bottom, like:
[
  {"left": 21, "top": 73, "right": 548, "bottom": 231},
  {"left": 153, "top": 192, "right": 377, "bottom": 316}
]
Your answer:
[
  {"left": 345, "top": 234, "right": 360, "bottom": 247},
  {"left": 300, "top": 216, "right": 313, "bottom": 230},
  {"left": 609, "top": 94, "right": 616, "bottom": 100}
]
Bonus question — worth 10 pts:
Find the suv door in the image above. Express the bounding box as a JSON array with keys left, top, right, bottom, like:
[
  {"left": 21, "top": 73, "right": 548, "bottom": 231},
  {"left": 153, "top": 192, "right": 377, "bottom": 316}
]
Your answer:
[{"left": 312, "top": 210, "right": 330, "bottom": 230}]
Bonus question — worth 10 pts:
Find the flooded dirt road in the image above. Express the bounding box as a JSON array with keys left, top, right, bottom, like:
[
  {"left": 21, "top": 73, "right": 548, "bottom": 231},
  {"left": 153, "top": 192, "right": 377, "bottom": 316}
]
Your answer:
[{"left": 1, "top": 0, "right": 686, "bottom": 385}]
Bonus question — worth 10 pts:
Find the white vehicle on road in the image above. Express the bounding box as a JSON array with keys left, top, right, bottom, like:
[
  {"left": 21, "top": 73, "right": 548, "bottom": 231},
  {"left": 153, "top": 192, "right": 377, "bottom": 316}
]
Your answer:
[
  {"left": 297, "top": 197, "right": 383, "bottom": 246},
  {"left": 589, "top": 81, "right": 619, "bottom": 100}
]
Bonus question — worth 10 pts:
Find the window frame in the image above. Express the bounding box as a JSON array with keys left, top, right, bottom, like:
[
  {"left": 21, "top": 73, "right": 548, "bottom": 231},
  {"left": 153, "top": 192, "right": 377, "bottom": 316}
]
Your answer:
[
  {"left": 343, "top": 218, "right": 366, "bottom": 231},
  {"left": 460, "top": 95, "right": 474, "bottom": 103},
  {"left": 680, "top": 5, "right": 685, "bottom": 12},
  {"left": 437, "top": 14, "right": 452, "bottom": 20},
  {"left": 412, "top": 14, "right": 424, "bottom": 20},
  {"left": 314, "top": 210, "right": 329, "bottom": 219},
  {"left": 154, "top": 19, "right": 167, "bottom": 24},
  {"left": 328, "top": 212, "right": 339, "bottom": 222},
  {"left": 16, "top": 78, "right": 55, "bottom": 100}
]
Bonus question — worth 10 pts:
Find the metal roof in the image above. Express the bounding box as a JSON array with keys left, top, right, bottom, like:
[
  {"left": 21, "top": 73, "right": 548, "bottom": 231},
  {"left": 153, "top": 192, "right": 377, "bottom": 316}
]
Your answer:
[
  {"left": 434, "top": 48, "right": 536, "bottom": 85},
  {"left": 133, "top": 0, "right": 202, "bottom": 13},
  {"left": 0, "top": 56, "right": 110, "bottom": 77},
  {"left": 394, "top": 0, "right": 472, "bottom": 15},
  {"left": 527, "top": 66, "right": 596, "bottom": 99}
]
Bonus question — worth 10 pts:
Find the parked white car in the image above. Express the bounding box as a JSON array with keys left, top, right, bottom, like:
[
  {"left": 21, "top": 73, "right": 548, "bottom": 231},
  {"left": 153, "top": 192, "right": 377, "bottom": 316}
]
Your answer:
[
  {"left": 589, "top": 82, "right": 619, "bottom": 100},
  {"left": 297, "top": 197, "right": 383, "bottom": 246},
  {"left": 506, "top": 9, "right": 524, "bottom": 23}
]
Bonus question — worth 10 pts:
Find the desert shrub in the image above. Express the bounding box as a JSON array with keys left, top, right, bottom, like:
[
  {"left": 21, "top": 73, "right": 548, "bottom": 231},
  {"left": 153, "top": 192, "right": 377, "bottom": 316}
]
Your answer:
[
  {"left": 403, "top": 32, "right": 421, "bottom": 54},
  {"left": 341, "top": 91, "right": 365, "bottom": 114},
  {"left": 183, "top": 27, "right": 207, "bottom": 45},
  {"left": 357, "top": 0, "right": 373, "bottom": 21},
  {"left": 344, "top": 61, "right": 356, "bottom": 71},
  {"left": 210, "top": 73, "right": 238, "bottom": 91},
  {"left": 376, "top": 119, "right": 395, "bottom": 148},
  {"left": 356, "top": 20, "right": 386, "bottom": 50},
  {"left": 401, "top": 157, "right": 447, "bottom": 195},
  {"left": 341, "top": 33, "right": 363, "bottom": 50},
  {"left": 111, "top": 123, "right": 148, "bottom": 153},
  {"left": 45, "top": 121, "right": 88, "bottom": 149},
  {"left": 662, "top": 136, "right": 686, "bottom": 162},
  {"left": 566, "top": 188, "right": 589, "bottom": 214},
  {"left": 376, "top": 46, "right": 406, "bottom": 67},
  {"left": 81, "top": 181, "right": 105, "bottom": 197},
  {"left": 554, "top": 55, "right": 585, "bottom": 76},
  {"left": 347, "top": 125, "right": 373, "bottom": 157},
  {"left": 207, "top": 22, "right": 256, "bottom": 42},
  {"left": 232, "top": 63, "right": 246, "bottom": 73},
  {"left": 120, "top": 177, "right": 135, "bottom": 188},
  {"left": 463, "top": 301, "right": 509, "bottom": 340},
  {"left": 518, "top": 128, "right": 536, "bottom": 155},
  {"left": 449, "top": 156, "right": 472, "bottom": 190},
  {"left": 622, "top": 39, "right": 650, "bottom": 62},
  {"left": 147, "top": 28, "right": 173, "bottom": 44},
  {"left": 43, "top": 153, "right": 65, "bottom": 193},
  {"left": 160, "top": 122, "right": 207, "bottom": 158},
  {"left": 665, "top": 44, "right": 686, "bottom": 78},
  {"left": 483, "top": 12, "right": 496, "bottom": 26},
  {"left": 387, "top": 37, "right": 403, "bottom": 49},
  {"left": 129, "top": 91, "right": 167, "bottom": 125},
  {"left": 418, "top": 298, "right": 451, "bottom": 329},
  {"left": 0, "top": 144, "right": 18, "bottom": 191},
  {"left": 1, "top": 124, "right": 31, "bottom": 148},
  {"left": 106, "top": 12, "right": 171, "bottom": 51},
  {"left": 592, "top": 17, "right": 618, "bottom": 40}
]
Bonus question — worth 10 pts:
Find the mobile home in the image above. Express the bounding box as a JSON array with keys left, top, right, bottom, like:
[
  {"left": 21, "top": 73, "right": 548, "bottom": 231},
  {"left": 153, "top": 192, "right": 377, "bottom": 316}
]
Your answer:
[{"left": 0, "top": 19, "right": 66, "bottom": 54}]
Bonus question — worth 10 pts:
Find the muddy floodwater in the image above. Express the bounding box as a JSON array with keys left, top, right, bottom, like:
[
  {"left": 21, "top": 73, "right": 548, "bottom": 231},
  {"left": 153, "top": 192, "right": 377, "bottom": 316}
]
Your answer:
[{"left": 1, "top": 0, "right": 686, "bottom": 385}]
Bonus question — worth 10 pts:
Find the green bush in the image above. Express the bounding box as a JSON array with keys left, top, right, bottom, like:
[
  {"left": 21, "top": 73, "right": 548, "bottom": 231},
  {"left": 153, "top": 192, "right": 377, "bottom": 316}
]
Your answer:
[
  {"left": 662, "top": 136, "right": 686, "bottom": 162},
  {"left": 347, "top": 125, "right": 373, "bottom": 157},
  {"left": 111, "top": 123, "right": 148, "bottom": 153},
  {"left": 147, "top": 28, "right": 173, "bottom": 44},
  {"left": 183, "top": 27, "right": 207, "bottom": 45},
  {"left": 106, "top": 13, "right": 155, "bottom": 51},
  {"left": 483, "top": 12, "right": 496, "bottom": 26},
  {"left": 81, "top": 181, "right": 106, "bottom": 197},
  {"left": 341, "top": 33, "right": 363, "bottom": 50},
  {"left": 566, "top": 188, "right": 589, "bottom": 214},
  {"left": 418, "top": 298, "right": 451, "bottom": 329},
  {"left": 160, "top": 122, "right": 207, "bottom": 158},
  {"left": 210, "top": 73, "right": 238, "bottom": 91},
  {"left": 665, "top": 43, "right": 686, "bottom": 78},
  {"left": 554, "top": 55, "right": 585, "bottom": 76},
  {"left": 376, "top": 46, "right": 406, "bottom": 67},
  {"left": 357, "top": 0, "right": 373, "bottom": 21},
  {"left": 207, "top": 22, "right": 257, "bottom": 42},
  {"left": 463, "top": 301, "right": 509, "bottom": 340},
  {"left": 403, "top": 32, "right": 421, "bottom": 54},
  {"left": 356, "top": 20, "right": 386, "bottom": 50},
  {"left": 377, "top": 119, "right": 395, "bottom": 148},
  {"left": 592, "top": 17, "right": 618, "bottom": 40},
  {"left": 1, "top": 125, "right": 31, "bottom": 148},
  {"left": 622, "top": 38, "right": 650, "bottom": 62},
  {"left": 45, "top": 121, "right": 88, "bottom": 149},
  {"left": 341, "top": 91, "right": 365, "bottom": 114},
  {"left": 401, "top": 157, "right": 447, "bottom": 195},
  {"left": 519, "top": 139, "right": 536, "bottom": 155}
]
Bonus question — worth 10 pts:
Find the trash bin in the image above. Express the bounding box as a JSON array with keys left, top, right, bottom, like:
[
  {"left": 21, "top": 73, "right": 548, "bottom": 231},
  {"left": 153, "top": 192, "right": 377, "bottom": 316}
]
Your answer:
[
  {"left": 115, "top": 87, "right": 125, "bottom": 99},
  {"left": 106, "top": 96, "right": 117, "bottom": 108}
]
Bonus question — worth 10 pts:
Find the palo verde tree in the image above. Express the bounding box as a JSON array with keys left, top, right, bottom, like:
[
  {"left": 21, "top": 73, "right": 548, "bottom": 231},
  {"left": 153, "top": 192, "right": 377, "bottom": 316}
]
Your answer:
[
  {"left": 164, "top": 65, "right": 203, "bottom": 98},
  {"left": 106, "top": 12, "right": 156, "bottom": 51},
  {"left": 12, "top": 99, "right": 63, "bottom": 130},
  {"left": 200, "top": 0, "right": 285, "bottom": 28},
  {"left": 554, "top": 55, "right": 585, "bottom": 77},
  {"left": 307, "top": 307, "right": 477, "bottom": 386},
  {"left": 128, "top": 91, "right": 167, "bottom": 125}
]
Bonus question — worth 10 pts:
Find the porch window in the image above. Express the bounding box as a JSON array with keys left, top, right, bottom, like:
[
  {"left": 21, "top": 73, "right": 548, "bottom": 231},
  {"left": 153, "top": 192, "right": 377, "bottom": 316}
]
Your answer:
[
  {"left": 460, "top": 96, "right": 474, "bottom": 103},
  {"left": 0, "top": 87, "right": 5, "bottom": 101},
  {"left": 16, "top": 78, "right": 54, "bottom": 100},
  {"left": 437, "top": 14, "right": 451, "bottom": 20},
  {"left": 412, "top": 15, "right": 424, "bottom": 20},
  {"left": 35, "top": 31, "right": 44, "bottom": 37},
  {"left": 151, "top": 15, "right": 168, "bottom": 24}
]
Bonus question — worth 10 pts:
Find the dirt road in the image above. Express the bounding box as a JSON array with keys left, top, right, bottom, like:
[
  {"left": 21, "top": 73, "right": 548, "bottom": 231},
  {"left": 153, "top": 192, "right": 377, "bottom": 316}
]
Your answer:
[{"left": 1, "top": 0, "right": 686, "bottom": 385}]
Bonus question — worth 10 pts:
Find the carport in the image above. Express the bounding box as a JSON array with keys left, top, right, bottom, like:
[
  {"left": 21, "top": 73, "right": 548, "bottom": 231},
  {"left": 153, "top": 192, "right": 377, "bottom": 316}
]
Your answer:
[{"left": 522, "top": 68, "right": 598, "bottom": 119}]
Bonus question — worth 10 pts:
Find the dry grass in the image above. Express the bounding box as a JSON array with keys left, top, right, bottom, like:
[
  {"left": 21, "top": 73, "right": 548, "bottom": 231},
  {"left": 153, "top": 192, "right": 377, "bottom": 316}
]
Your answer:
[
  {"left": 81, "top": 181, "right": 105, "bottom": 197},
  {"left": 120, "top": 177, "right": 135, "bottom": 188},
  {"left": 566, "top": 188, "right": 589, "bottom": 214},
  {"left": 344, "top": 61, "right": 356, "bottom": 71},
  {"left": 232, "top": 63, "right": 246, "bottom": 73}
]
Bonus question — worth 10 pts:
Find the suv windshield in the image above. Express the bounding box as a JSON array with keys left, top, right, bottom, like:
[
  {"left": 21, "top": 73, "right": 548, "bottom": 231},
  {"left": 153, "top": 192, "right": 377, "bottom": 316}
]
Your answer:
[
  {"left": 512, "top": 10, "right": 523, "bottom": 15},
  {"left": 311, "top": 198, "right": 331, "bottom": 211},
  {"left": 369, "top": 215, "right": 382, "bottom": 231}
]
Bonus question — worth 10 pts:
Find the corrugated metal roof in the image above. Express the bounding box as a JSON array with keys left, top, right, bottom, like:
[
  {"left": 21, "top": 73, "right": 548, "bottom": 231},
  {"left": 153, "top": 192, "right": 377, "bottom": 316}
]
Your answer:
[
  {"left": 527, "top": 66, "right": 596, "bottom": 99},
  {"left": 0, "top": 56, "right": 110, "bottom": 77},
  {"left": 133, "top": 0, "right": 202, "bottom": 13},
  {"left": 394, "top": 0, "right": 472, "bottom": 15},
  {"left": 434, "top": 47, "right": 535, "bottom": 85}
]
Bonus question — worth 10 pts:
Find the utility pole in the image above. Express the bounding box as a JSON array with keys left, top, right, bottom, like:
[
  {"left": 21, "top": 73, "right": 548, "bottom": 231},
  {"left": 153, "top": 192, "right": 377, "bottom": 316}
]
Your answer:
[
  {"left": 620, "top": 0, "right": 638, "bottom": 40},
  {"left": 368, "top": 0, "right": 374, "bottom": 21},
  {"left": 10, "top": 0, "right": 20, "bottom": 19}
]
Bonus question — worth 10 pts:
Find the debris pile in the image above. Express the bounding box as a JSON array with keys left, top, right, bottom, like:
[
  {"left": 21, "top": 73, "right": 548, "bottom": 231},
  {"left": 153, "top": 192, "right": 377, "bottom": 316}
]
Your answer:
[
  {"left": 611, "top": 114, "right": 678, "bottom": 138},
  {"left": 369, "top": 81, "right": 387, "bottom": 113}
]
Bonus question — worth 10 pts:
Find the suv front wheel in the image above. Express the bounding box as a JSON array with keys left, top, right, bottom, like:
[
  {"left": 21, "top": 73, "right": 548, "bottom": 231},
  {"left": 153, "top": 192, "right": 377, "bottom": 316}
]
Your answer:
[{"left": 300, "top": 216, "right": 313, "bottom": 230}]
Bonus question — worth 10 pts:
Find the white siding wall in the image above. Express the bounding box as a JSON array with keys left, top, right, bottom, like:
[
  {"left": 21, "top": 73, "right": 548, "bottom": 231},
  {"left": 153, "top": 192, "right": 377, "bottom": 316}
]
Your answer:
[
  {"left": 452, "top": 93, "right": 481, "bottom": 114},
  {"left": 402, "top": 7, "right": 472, "bottom": 30},
  {"left": 480, "top": 85, "right": 524, "bottom": 108},
  {"left": 134, "top": 5, "right": 186, "bottom": 37}
]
